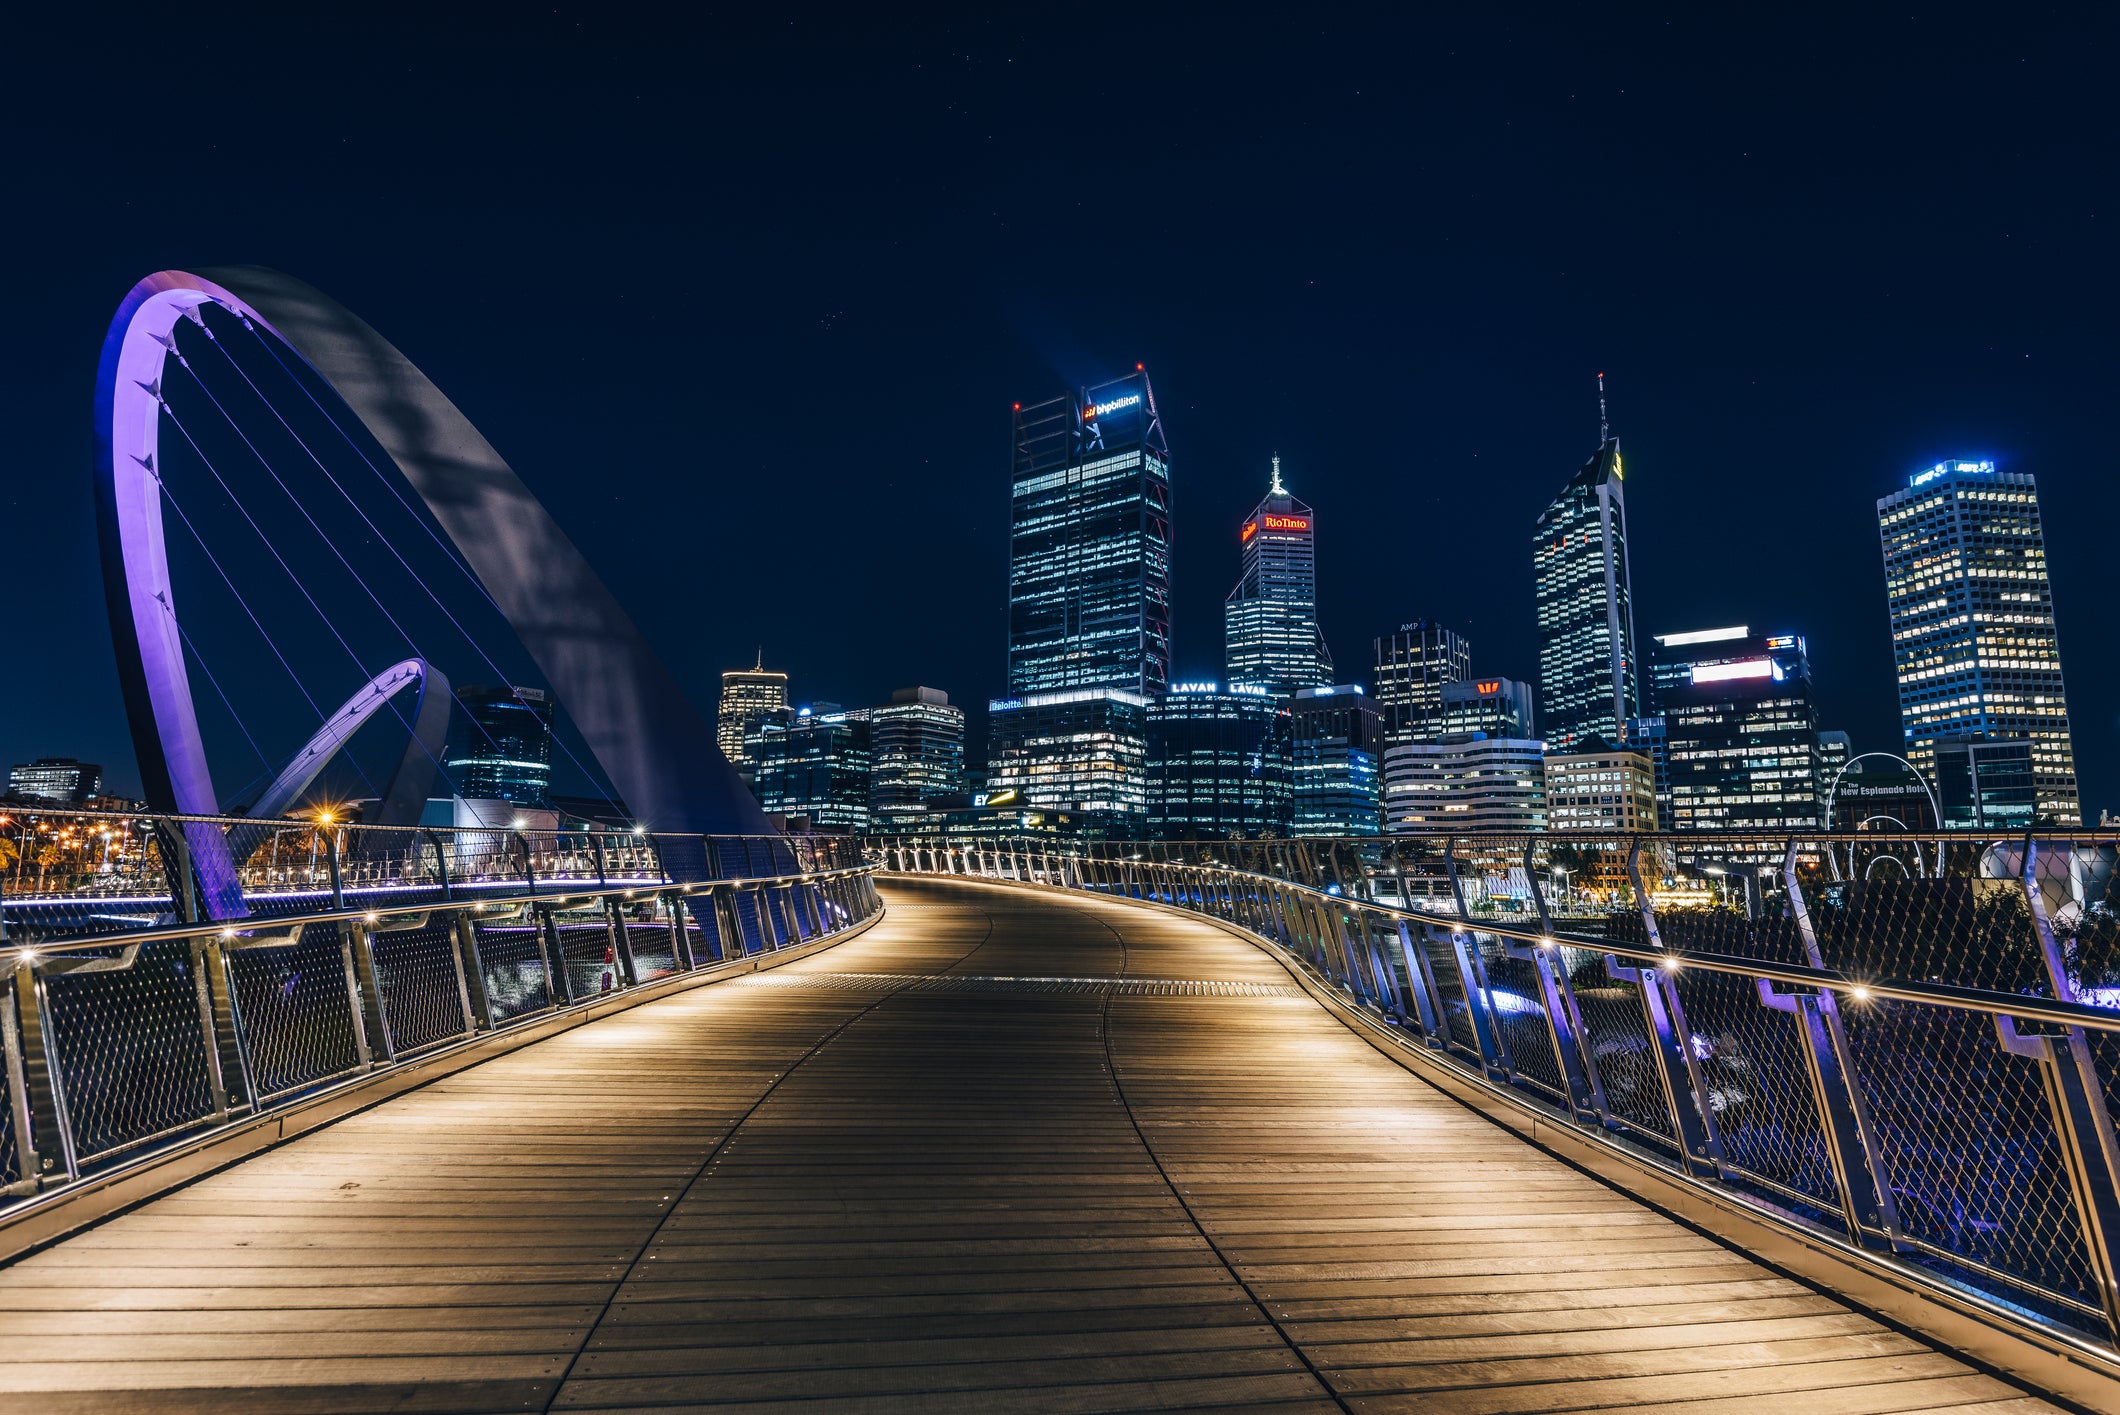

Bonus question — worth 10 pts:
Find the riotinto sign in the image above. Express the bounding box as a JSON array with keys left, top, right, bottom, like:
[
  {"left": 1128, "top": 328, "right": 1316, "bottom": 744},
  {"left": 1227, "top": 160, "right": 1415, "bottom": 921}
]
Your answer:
[{"left": 1261, "top": 514, "right": 1311, "bottom": 532}]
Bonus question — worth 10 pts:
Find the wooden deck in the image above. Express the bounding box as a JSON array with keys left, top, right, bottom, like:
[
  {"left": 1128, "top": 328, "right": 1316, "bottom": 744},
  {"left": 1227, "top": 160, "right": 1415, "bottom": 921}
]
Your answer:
[{"left": 0, "top": 879, "right": 2057, "bottom": 1412}]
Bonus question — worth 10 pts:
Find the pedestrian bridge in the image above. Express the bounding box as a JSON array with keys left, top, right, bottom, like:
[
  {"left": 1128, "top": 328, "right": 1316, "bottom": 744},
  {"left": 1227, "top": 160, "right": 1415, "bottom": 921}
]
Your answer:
[{"left": 0, "top": 877, "right": 2083, "bottom": 1412}]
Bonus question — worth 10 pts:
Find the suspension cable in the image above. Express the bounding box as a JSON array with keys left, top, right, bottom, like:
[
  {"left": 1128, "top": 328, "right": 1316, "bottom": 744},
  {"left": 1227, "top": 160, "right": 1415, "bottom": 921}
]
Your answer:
[{"left": 226, "top": 310, "right": 626, "bottom": 804}]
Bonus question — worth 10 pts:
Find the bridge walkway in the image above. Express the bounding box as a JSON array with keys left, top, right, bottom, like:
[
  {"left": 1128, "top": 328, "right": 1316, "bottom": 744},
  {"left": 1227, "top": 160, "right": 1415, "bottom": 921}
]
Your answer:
[{"left": 0, "top": 879, "right": 2055, "bottom": 1413}]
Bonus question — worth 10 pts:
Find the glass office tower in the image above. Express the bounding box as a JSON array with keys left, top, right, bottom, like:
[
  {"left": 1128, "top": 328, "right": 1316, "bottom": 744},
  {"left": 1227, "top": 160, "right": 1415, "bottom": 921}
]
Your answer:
[
  {"left": 1290, "top": 686, "right": 1382, "bottom": 837},
  {"left": 1657, "top": 631, "right": 1824, "bottom": 831},
  {"left": 984, "top": 689, "right": 1150, "bottom": 823},
  {"left": 1145, "top": 683, "right": 1293, "bottom": 839},
  {"left": 717, "top": 652, "right": 788, "bottom": 778},
  {"left": 448, "top": 685, "right": 555, "bottom": 808},
  {"left": 1372, "top": 621, "right": 1472, "bottom": 748},
  {"left": 1007, "top": 369, "right": 1172, "bottom": 696},
  {"left": 1224, "top": 456, "right": 1332, "bottom": 693},
  {"left": 868, "top": 687, "right": 965, "bottom": 816},
  {"left": 1876, "top": 459, "right": 2079, "bottom": 825},
  {"left": 1534, "top": 437, "right": 1639, "bottom": 751},
  {"left": 757, "top": 709, "right": 872, "bottom": 832}
]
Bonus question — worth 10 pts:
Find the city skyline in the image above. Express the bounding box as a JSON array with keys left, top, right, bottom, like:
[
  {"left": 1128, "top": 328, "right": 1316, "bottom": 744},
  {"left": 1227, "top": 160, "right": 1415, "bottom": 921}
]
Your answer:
[{"left": 3, "top": 10, "right": 2113, "bottom": 824}]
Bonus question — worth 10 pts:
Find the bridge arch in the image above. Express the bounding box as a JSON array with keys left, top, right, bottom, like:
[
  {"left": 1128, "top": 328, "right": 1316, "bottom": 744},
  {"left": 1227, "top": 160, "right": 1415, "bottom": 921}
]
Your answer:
[
  {"left": 93, "top": 267, "right": 766, "bottom": 855},
  {"left": 243, "top": 657, "right": 451, "bottom": 828}
]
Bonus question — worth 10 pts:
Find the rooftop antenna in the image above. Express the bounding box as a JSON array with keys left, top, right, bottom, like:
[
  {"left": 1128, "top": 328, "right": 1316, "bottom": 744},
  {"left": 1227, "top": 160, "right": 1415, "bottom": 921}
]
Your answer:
[
  {"left": 1598, "top": 372, "right": 1610, "bottom": 446},
  {"left": 754, "top": 646, "right": 763, "bottom": 672},
  {"left": 1269, "top": 453, "right": 1287, "bottom": 497}
]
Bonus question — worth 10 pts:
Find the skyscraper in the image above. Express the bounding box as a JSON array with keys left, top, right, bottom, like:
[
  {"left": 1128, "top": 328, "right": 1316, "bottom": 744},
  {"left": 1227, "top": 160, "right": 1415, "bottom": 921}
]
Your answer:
[
  {"left": 984, "top": 689, "right": 1150, "bottom": 823},
  {"left": 1372, "top": 621, "right": 1471, "bottom": 748},
  {"left": 869, "top": 687, "right": 965, "bottom": 816},
  {"left": 717, "top": 652, "right": 788, "bottom": 767},
  {"left": 1438, "top": 676, "right": 1536, "bottom": 740},
  {"left": 1290, "top": 686, "right": 1382, "bottom": 836},
  {"left": 448, "top": 686, "right": 555, "bottom": 808},
  {"left": 1534, "top": 393, "right": 1639, "bottom": 752},
  {"left": 1657, "top": 631, "right": 1824, "bottom": 831},
  {"left": 1877, "top": 459, "right": 2079, "bottom": 825},
  {"left": 1007, "top": 369, "right": 1171, "bottom": 695},
  {"left": 1145, "top": 683, "right": 1293, "bottom": 839},
  {"left": 757, "top": 709, "right": 871, "bottom": 832},
  {"left": 1224, "top": 456, "right": 1332, "bottom": 693}
]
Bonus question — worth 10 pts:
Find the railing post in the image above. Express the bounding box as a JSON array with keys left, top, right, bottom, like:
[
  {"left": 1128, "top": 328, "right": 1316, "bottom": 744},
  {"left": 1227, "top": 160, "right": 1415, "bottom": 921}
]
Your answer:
[
  {"left": 604, "top": 897, "right": 638, "bottom": 988},
  {"left": 4, "top": 959, "right": 73, "bottom": 1186},
  {"left": 425, "top": 830, "right": 477, "bottom": 1036},
  {"left": 2015, "top": 836, "right": 2120, "bottom": 1336},
  {"left": 1626, "top": 839, "right": 1723, "bottom": 1178},
  {"left": 345, "top": 917, "right": 394, "bottom": 1067},
  {"left": 539, "top": 905, "right": 575, "bottom": 1004},
  {"left": 1772, "top": 838, "right": 1905, "bottom": 1251},
  {"left": 191, "top": 935, "right": 255, "bottom": 1117},
  {"left": 1522, "top": 838, "right": 1609, "bottom": 1122},
  {"left": 1390, "top": 918, "right": 1445, "bottom": 1043},
  {"left": 1441, "top": 841, "right": 1513, "bottom": 1081},
  {"left": 666, "top": 891, "right": 697, "bottom": 970},
  {"left": 454, "top": 912, "right": 495, "bottom": 1031},
  {"left": 325, "top": 833, "right": 378, "bottom": 1071}
]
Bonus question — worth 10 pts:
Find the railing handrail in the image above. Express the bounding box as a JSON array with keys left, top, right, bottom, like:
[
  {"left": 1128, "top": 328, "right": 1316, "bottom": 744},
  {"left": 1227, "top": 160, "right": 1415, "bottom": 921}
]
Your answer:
[{"left": 0, "top": 862, "right": 876, "bottom": 962}]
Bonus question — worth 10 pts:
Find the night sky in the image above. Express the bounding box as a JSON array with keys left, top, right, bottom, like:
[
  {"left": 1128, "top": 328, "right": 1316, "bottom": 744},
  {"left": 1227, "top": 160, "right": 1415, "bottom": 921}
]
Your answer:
[{"left": 4, "top": 5, "right": 2115, "bottom": 819}]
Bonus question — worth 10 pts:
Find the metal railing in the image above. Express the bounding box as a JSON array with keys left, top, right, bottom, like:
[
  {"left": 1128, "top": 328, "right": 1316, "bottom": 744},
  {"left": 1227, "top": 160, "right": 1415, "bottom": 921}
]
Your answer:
[
  {"left": 0, "top": 807, "right": 882, "bottom": 1205},
  {"left": 870, "top": 828, "right": 2120, "bottom": 1357}
]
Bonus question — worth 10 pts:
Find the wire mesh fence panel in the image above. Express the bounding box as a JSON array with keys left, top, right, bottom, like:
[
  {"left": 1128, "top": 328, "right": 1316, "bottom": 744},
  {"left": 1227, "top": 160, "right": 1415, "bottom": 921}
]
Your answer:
[
  {"left": 0, "top": 1055, "right": 16, "bottom": 1186},
  {"left": 472, "top": 917, "right": 552, "bottom": 1023},
  {"left": 1637, "top": 906, "right": 1812, "bottom": 966},
  {"left": 552, "top": 917, "right": 621, "bottom": 998},
  {"left": 1417, "top": 929, "right": 1472, "bottom": 1057},
  {"left": 368, "top": 920, "right": 466, "bottom": 1056},
  {"left": 44, "top": 940, "right": 218, "bottom": 1164},
  {"left": 1561, "top": 946, "right": 1679, "bottom": 1147},
  {"left": 1811, "top": 873, "right": 2051, "bottom": 994},
  {"left": 1842, "top": 996, "right": 2098, "bottom": 1314},
  {"left": 731, "top": 891, "right": 768, "bottom": 955},
  {"left": 622, "top": 907, "right": 680, "bottom": 981},
  {"left": 1479, "top": 944, "right": 1569, "bottom": 1104},
  {"left": 229, "top": 923, "right": 364, "bottom": 1100},
  {"left": 679, "top": 896, "right": 723, "bottom": 963},
  {"left": 1669, "top": 966, "right": 1839, "bottom": 1212}
]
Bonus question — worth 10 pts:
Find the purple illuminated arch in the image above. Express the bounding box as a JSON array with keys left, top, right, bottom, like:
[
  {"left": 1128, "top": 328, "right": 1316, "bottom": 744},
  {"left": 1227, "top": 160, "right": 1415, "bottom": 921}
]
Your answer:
[
  {"left": 95, "top": 268, "right": 768, "bottom": 916},
  {"left": 243, "top": 658, "right": 451, "bottom": 828}
]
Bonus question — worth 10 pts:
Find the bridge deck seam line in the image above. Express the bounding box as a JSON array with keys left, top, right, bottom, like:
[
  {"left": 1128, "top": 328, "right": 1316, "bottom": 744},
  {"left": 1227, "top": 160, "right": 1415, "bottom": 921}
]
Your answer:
[
  {"left": 1064, "top": 895, "right": 1358, "bottom": 1414},
  {"left": 538, "top": 903, "right": 1000, "bottom": 1412}
]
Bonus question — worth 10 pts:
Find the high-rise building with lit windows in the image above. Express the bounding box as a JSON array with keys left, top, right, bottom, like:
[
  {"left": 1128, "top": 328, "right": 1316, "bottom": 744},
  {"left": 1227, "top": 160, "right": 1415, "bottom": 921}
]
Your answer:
[
  {"left": 984, "top": 688, "right": 1150, "bottom": 828},
  {"left": 1877, "top": 459, "right": 2079, "bottom": 825},
  {"left": 868, "top": 687, "right": 965, "bottom": 817},
  {"left": 1372, "top": 621, "right": 1471, "bottom": 747},
  {"left": 717, "top": 652, "right": 788, "bottom": 781},
  {"left": 1007, "top": 369, "right": 1171, "bottom": 696},
  {"left": 1224, "top": 457, "right": 1332, "bottom": 694},
  {"left": 1145, "top": 683, "right": 1292, "bottom": 839},
  {"left": 448, "top": 686, "right": 555, "bottom": 808},
  {"left": 1656, "top": 630, "right": 1824, "bottom": 832},
  {"left": 1534, "top": 433, "right": 1639, "bottom": 751},
  {"left": 1291, "top": 686, "right": 1382, "bottom": 837}
]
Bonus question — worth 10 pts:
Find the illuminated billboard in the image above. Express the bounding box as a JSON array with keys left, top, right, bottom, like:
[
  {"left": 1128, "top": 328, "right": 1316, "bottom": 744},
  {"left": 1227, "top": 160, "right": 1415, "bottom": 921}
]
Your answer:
[
  {"left": 1260, "top": 514, "right": 1311, "bottom": 532},
  {"left": 1691, "top": 658, "right": 1778, "bottom": 685}
]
